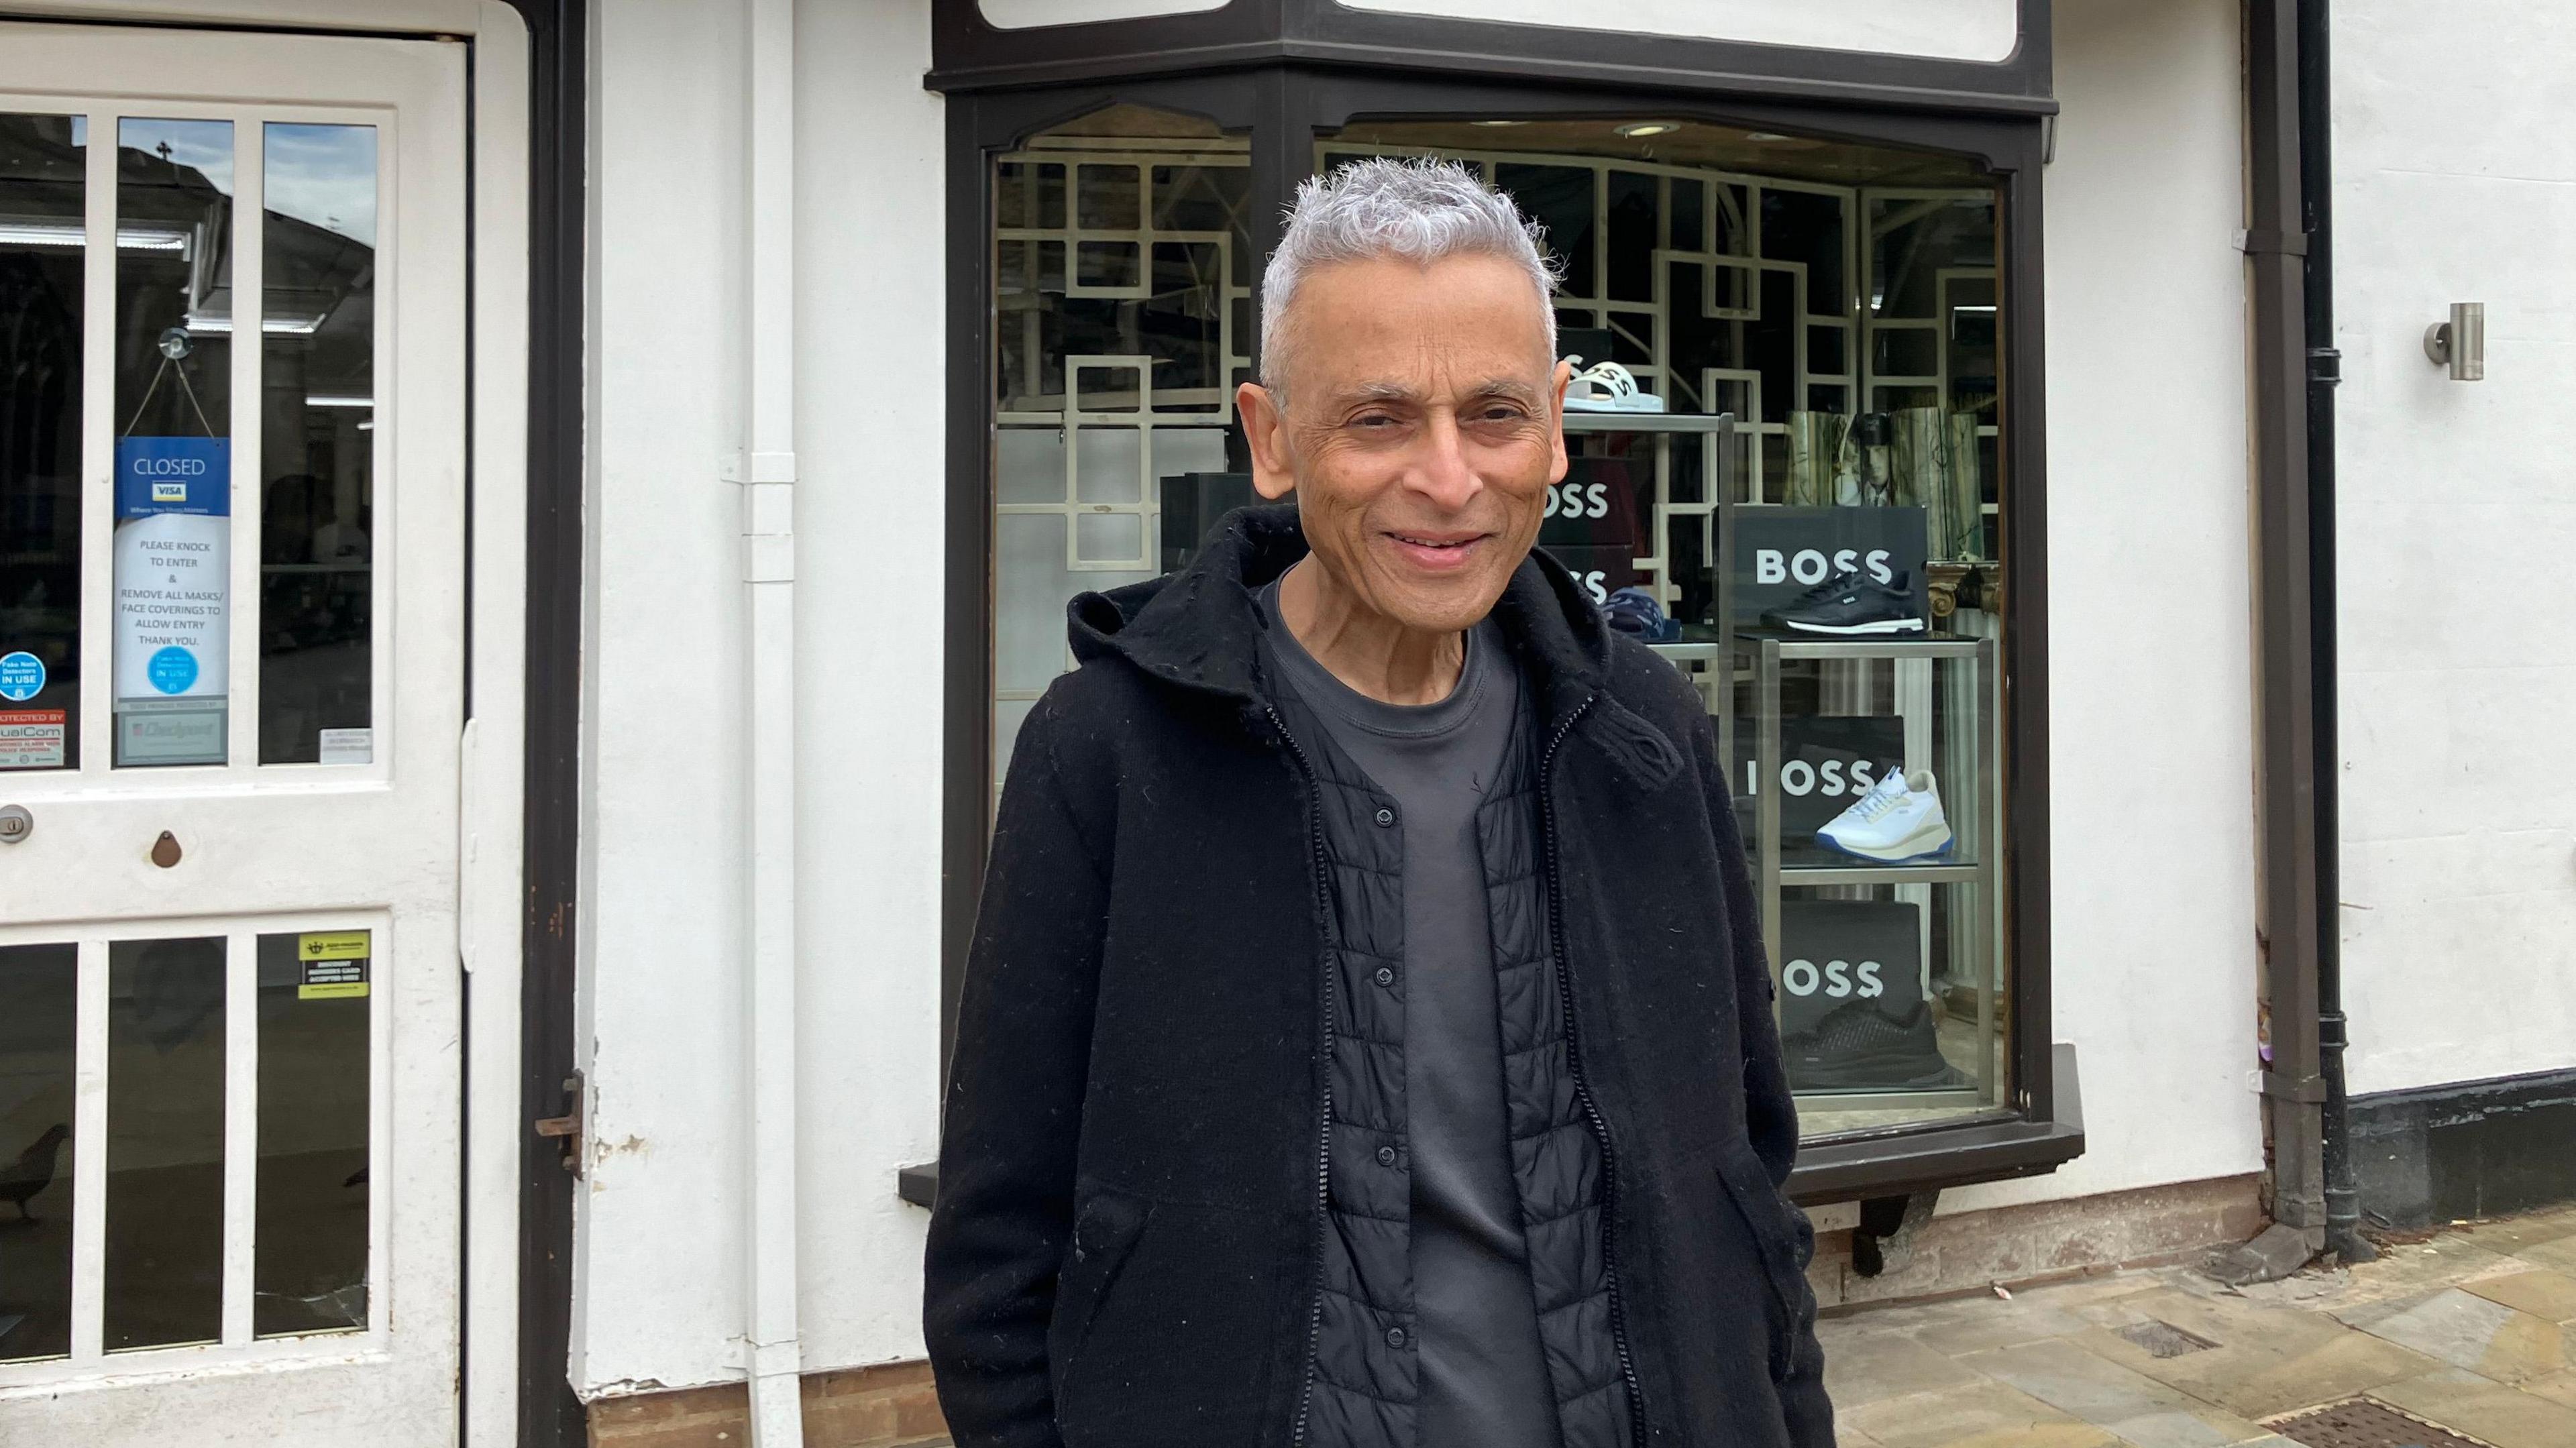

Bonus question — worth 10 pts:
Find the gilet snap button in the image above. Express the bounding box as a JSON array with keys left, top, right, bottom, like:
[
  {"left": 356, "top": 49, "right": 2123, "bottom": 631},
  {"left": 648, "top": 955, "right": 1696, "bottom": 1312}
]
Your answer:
[
  {"left": 1385, "top": 1327, "right": 1407, "bottom": 1349},
  {"left": 1373, "top": 807, "right": 1395, "bottom": 827},
  {"left": 1375, "top": 1144, "right": 1397, "bottom": 1167}
]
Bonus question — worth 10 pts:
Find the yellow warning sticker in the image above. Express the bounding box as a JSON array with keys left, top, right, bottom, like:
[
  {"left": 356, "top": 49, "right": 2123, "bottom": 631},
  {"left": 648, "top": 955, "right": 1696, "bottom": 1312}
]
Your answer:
[
  {"left": 298, "top": 932, "right": 371, "bottom": 998},
  {"left": 299, "top": 932, "right": 370, "bottom": 961}
]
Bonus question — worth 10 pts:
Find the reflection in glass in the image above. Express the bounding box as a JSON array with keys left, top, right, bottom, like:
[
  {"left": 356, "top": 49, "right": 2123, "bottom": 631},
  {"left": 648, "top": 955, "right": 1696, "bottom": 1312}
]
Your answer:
[
  {"left": 989, "top": 107, "right": 1251, "bottom": 803},
  {"left": 104, "top": 935, "right": 227, "bottom": 1351},
  {"left": 254, "top": 930, "right": 369, "bottom": 1336},
  {"left": 0, "top": 943, "right": 76, "bottom": 1361},
  {"left": 260, "top": 123, "right": 378, "bottom": 765},
  {"left": 112, "top": 119, "right": 235, "bottom": 769},
  {"left": 0, "top": 114, "right": 85, "bottom": 771}
]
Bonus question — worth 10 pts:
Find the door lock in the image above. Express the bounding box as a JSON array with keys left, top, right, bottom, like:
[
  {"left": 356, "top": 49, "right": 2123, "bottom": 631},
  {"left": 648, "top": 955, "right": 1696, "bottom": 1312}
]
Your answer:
[{"left": 0, "top": 805, "right": 29, "bottom": 844}]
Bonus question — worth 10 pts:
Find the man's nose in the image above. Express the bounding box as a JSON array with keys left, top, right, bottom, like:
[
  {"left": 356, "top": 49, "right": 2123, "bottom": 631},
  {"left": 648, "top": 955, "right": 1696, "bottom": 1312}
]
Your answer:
[{"left": 1407, "top": 411, "right": 1482, "bottom": 511}]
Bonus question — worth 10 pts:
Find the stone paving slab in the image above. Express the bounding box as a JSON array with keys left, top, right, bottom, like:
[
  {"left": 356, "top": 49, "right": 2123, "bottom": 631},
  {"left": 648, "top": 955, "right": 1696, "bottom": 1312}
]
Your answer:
[{"left": 1812, "top": 1203, "right": 2576, "bottom": 1447}]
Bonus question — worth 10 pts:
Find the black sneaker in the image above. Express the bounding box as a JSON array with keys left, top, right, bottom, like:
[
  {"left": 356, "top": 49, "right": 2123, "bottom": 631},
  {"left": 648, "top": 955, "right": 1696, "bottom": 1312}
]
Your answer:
[
  {"left": 1759, "top": 570, "right": 1924, "bottom": 636},
  {"left": 1781, "top": 998, "right": 1966, "bottom": 1091}
]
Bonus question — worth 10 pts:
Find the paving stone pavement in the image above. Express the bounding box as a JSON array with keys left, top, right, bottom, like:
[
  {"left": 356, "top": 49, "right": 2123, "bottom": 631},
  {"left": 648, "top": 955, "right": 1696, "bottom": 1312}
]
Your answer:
[
  {"left": 906, "top": 1207, "right": 2576, "bottom": 1448},
  {"left": 1819, "top": 1203, "right": 2576, "bottom": 1448}
]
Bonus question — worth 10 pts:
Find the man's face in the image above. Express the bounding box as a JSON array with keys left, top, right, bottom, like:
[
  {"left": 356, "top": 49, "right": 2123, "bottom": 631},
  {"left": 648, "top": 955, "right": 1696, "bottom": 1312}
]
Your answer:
[{"left": 1240, "top": 252, "right": 1570, "bottom": 636}]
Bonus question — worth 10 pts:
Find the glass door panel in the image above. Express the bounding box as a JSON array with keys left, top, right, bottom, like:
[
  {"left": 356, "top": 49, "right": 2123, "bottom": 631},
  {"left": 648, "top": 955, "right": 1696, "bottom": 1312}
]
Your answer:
[
  {"left": 0, "top": 942, "right": 76, "bottom": 1362},
  {"left": 0, "top": 113, "right": 85, "bottom": 771},
  {"left": 259, "top": 123, "right": 376, "bottom": 767},
  {"left": 111, "top": 119, "right": 235, "bottom": 769}
]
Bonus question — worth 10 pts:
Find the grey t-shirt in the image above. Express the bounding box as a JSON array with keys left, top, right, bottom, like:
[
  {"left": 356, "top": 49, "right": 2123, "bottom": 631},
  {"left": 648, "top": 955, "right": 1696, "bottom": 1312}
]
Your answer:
[{"left": 1258, "top": 581, "right": 1564, "bottom": 1448}]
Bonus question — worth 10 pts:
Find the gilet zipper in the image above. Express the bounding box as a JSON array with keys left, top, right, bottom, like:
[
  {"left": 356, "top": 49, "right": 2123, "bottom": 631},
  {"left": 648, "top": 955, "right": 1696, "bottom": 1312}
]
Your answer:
[
  {"left": 1539, "top": 697, "right": 1650, "bottom": 1448},
  {"left": 1269, "top": 704, "right": 1336, "bottom": 1448}
]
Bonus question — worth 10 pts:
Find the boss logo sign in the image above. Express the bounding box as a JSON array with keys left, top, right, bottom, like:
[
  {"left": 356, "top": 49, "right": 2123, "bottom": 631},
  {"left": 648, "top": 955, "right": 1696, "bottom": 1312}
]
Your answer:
[
  {"left": 1782, "top": 956, "right": 1886, "bottom": 1000},
  {"left": 1778, "top": 898, "right": 1924, "bottom": 1038},
  {"left": 1543, "top": 482, "right": 1612, "bottom": 520},
  {"left": 1731, "top": 715, "right": 1905, "bottom": 842},
  {"left": 1755, "top": 547, "right": 1898, "bottom": 587},
  {"left": 1739, "top": 755, "right": 1890, "bottom": 801},
  {"left": 1728, "top": 504, "right": 1929, "bottom": 622}
]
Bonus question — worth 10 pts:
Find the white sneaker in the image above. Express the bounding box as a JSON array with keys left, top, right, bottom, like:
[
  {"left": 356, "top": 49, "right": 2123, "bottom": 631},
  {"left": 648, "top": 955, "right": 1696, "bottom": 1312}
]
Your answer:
[
  {"left": 1815, "top": 768, "right": 1953, "bottom": 864},
  {"left": 1562, "top": 358, "right": 1668, "bottom": 413}
]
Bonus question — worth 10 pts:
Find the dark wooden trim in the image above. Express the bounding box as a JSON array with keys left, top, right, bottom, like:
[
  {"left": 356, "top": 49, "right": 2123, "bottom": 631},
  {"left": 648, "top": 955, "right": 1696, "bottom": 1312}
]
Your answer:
[
  {"left": 1994, "top": 122, "right": 2055, "bottom": 1133},
  {"left": 502, "top": 3, "right": 589, "bottom": 1445},
  {"left": 939, "top": 93, "right": 991, "bottom": 1090},
  {"left": 937, "top": 66, "right": 2068, "bottom": 1207},
  {"left": 1789, "top": 1045, "right": 2086, "bottom": 1206},
  {"left": 928, "top": 0, "right": 2054, "bottom": 117},
  {"left": 2349, "top": 1067, "right": 2576, "bottom": 1230},
  {"left": 2246, "top": 0, "right": 2325, "bottom": 1241}
]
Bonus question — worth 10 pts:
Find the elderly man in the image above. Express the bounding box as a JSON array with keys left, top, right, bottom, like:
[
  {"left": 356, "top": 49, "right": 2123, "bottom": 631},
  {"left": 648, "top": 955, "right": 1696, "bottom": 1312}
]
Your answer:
[{"left": 926, "top": 158, "right": 1830, "bottom": 1448}]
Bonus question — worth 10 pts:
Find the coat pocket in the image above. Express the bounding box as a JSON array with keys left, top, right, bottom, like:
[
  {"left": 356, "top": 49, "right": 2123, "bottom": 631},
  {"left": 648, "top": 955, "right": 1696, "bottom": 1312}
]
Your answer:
[
  {"left": 1049, "top": 1188, "right": 1152, "bottom": 1406},
  {"left": 1710, "top": 1141, "right": 1818, "bottom": 1380}
]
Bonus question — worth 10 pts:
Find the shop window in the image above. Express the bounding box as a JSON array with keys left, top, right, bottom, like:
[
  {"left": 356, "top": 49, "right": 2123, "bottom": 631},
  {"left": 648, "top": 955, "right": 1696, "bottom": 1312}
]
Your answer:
[
  {"left": 1322, "top": 119, "right": 2011, "bottom": 1138},
  {"left": 980, "top": 107, "right": 2015, "bottom": 1143},
  {"left": 987, "top": 104, "right": 1252, "bottom": 805}
]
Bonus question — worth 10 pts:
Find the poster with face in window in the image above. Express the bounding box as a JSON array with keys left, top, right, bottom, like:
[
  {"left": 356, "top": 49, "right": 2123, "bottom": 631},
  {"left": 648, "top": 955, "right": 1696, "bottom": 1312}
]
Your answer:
[
  {"left": 113, "top": 436, "right": 229, "bottom": 765},
  {"left": 1777, "top": 897, "right": 1964, "bottom": 1093},
  {"left": 1538, "top": 455, "right": 1642, "bottom": 606}
]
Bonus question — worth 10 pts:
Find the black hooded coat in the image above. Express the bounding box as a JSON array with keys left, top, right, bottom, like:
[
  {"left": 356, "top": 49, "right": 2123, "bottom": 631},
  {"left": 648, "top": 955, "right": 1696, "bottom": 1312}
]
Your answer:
[{"left": 924, "top": 506, "right": 1831, "bottom": 1448}]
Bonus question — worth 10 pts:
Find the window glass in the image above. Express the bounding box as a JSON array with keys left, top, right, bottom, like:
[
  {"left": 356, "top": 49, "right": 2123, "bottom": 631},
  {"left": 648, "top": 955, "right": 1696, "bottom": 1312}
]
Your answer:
[
  {"left": 104, "top": 934, "right": 227, "bottom": 1350},
  {"left": 0, "top": 942, "right": 76, "bottom": 1362},
  {"left": 0, "top": 114, "right": 85, "bottom": 771},
  {"left": 1322, "top": 118, "right": 2009, "bottom": 1141},
  {"left": 259, "top": 122, "right": 378, "bottom": 766},
  {"left": 112, "top": 119, "right": 235, "bottom": 769},
  {"left": 254, "top": 929, "right": 370, "bottom": 1337},
  {"left": 988, "top": 105, "right": 1250, "bottom": 803}
]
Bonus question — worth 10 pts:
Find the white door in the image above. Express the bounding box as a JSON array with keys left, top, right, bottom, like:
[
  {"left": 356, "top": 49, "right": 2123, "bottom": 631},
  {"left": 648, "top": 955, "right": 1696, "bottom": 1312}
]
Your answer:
[{"left": 0, "top": 21, "right": 468, "bottom": 1443}]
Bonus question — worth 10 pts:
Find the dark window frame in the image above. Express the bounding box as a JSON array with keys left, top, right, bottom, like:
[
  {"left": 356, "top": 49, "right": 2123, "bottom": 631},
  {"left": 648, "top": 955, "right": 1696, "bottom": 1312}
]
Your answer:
[
  {"left": 935, "top": 52, "right": 2078, "bottom": 1207},
  {"left": 928, "top": 0, "right": 2055, "bottom": 117}
]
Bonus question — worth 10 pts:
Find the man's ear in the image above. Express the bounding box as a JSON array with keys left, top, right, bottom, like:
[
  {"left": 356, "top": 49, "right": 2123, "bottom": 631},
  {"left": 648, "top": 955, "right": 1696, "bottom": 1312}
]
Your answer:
[
  {"left": 1238, "top": 380, "right": 1296, "bottom": 501},
  {"left": 1546, "top": 356, "right": 1574, "bottom": 486}
]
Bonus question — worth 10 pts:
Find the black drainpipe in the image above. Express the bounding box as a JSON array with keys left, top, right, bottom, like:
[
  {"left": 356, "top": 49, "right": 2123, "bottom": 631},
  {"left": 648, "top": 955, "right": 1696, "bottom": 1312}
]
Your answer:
[{"left": 2298, "top": 0, "right": 2375, "bottom": 1268}]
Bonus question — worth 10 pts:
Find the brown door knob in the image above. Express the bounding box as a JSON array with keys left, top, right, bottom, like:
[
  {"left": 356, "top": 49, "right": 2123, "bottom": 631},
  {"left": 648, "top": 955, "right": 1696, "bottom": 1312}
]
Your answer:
[{"left": 150, "top": 831, "right": 182, "bottom": 869}]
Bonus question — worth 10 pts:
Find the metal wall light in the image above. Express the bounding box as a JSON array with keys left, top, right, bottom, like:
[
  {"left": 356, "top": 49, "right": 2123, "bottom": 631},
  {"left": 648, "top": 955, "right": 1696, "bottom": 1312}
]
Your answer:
[{"left": 2424, "top": 302, "right": 2485, "bottom": 381}]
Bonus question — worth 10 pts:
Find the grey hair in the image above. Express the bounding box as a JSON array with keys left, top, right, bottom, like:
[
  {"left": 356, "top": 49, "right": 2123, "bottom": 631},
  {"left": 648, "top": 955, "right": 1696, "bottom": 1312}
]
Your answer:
[{"left": 1257, "top": 156, "right": 1560, "bottom": 398}]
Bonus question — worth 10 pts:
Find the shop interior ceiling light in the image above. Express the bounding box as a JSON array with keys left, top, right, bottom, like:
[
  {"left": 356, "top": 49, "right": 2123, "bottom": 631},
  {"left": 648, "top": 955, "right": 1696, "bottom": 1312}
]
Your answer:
[{"left": 1613, "top": 121, "right": 1679, "bottom": 137}]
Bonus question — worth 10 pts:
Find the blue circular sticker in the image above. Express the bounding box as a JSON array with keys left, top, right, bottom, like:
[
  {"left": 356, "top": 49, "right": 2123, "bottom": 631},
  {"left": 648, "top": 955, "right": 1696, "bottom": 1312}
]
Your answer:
[
  {"left": 148, "top": 646, "right": 199, "bottom": 695},
  {"left": 0, "top": 651, "right": 41, "bottom": 702}
]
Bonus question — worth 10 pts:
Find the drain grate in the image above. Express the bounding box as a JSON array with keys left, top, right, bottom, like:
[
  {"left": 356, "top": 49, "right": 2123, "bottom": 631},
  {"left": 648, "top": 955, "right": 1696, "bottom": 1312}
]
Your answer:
[
  {"left": 2113, "top": 1319, "right": 2218, "bottom": 1359},
  {"left": 2267, "top": 1398, "right": 2492, "bottom": 1448}
]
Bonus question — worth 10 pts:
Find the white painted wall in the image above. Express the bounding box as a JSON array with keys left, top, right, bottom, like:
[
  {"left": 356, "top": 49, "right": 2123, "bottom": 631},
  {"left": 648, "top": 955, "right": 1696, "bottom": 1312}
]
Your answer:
[
  {"left": 1949, "top": 0, "right": 2266, "bottom": 1213},
  {"left": 1336, "top": 0, "right": 2019, "bottom": 64},
  {"left": 567, "top": 0, "right": 2271, "bottom": 1393},
  {"left": 572, "top": 0, "right": 943, "bottom": 1398},
  {"left": 2332, "top": 3, "right": 2576, "bottom": 1097}
]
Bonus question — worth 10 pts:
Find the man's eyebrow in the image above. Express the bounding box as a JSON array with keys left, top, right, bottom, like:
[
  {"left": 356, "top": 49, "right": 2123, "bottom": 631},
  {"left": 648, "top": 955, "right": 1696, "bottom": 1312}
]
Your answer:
[
  {"left": 1462, "top": 377, "right": 1543, "bottom": 406},
  {"left": 1328, "top": 380, "right": 1423, "bottom": 406},
  {"left": 1318, "top": 378, "right": 1543, "bottom": 409}
]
